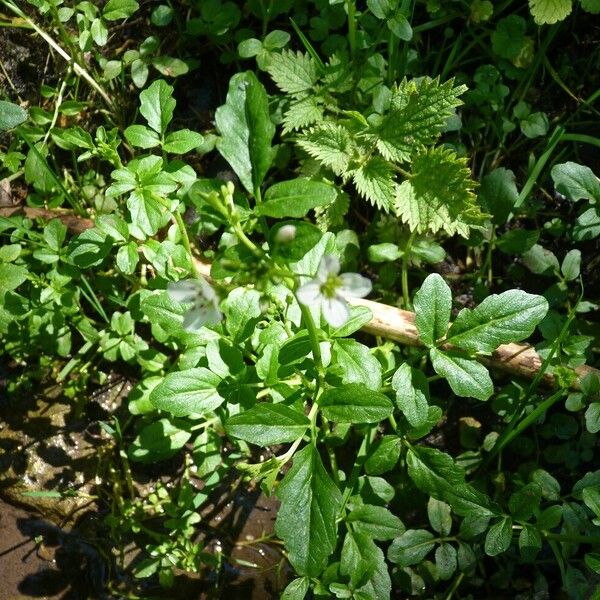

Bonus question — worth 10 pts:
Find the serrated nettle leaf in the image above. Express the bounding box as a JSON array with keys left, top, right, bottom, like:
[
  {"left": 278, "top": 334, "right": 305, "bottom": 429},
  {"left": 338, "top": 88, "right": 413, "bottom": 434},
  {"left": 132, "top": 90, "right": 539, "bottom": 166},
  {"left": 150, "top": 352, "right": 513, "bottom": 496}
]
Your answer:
[
  {"left": 430, "top": 348, "right": 493, "bottom": 401},
  {"left": 352, "top": 156, "right": 397, "bottom": 213},
  {"left": 395, "top": 147, "right": 484, "bottom": 238},
  {"left": 388, "top": 529, "right": 435, "bottom": 567},
  {"left": 347, "top": 504, "right": 405, "bottom": 540},
  {"left": 257, "top": 178, "right": 337, "bottom": 218},
  {"left": 297, "top": 122, "right": 354, "bottom": 176},
  {"left": 551, "top": 161, "right": 600, "bottom": 202},
  {"left": 225, "top": 404, "right": 310, "bottom": 446},
  {"left": 149, "top": 367, "right": 223, "bottom": 417},
  {"left": 413, "top": 273, "right": 451, "bottom": 347},
  {"left": 376, "top": 77, "right": 466, "bottom": 163},
  {"left": 332, "top": 339, "right": 382, "bottom": 391},
  {"left": 484, "top": 517, "right": 513, "bottom": 556},
  {"left": 139, "top": 79, "right": 175, "bottom": 136},
  {"left": 319, "top": 384, "right": 393, "bottom": 423},
  {"left": 275, "top": 444, "right": 341, "bottom": 577},
  {"left": 391, "top": 363, "right": 429, "bottom": 428},
  {"left": 215, "top": 71, "right": 275, "bottom": 195},
  {"left": 163, "top": 129, "right": 204, "bottom": 154},
  {"left": 266, "top": 50, "right": 318, "bottom": 95},
  {"left": 445, "top": 290, "right": 548, "bottom": 353}
]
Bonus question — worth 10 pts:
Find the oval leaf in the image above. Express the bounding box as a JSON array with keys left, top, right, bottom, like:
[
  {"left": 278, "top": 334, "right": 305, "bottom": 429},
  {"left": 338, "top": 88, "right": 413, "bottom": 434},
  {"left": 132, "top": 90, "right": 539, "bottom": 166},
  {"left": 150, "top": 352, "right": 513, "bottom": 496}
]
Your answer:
[
  {"left": 319, "top": 384, "right": 393, "bottom": 423},
  {"left": 257, "top": 178, "right": 337, "bottom": 218}
]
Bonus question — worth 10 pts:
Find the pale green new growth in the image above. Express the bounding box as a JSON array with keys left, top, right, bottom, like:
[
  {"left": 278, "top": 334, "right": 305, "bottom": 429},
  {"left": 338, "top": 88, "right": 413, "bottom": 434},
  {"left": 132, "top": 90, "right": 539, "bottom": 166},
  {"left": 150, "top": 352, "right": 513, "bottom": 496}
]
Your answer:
[
  {"left": 528, "top": 0, "right": 572, "bottom": 24},
  {"left": 395, "top": 147, "right": 484, "bottom": 237}
]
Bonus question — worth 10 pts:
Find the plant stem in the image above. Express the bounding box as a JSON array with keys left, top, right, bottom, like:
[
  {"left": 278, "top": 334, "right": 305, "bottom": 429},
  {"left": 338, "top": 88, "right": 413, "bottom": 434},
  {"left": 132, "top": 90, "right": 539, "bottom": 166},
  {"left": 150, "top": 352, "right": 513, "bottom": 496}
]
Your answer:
[
  {"left": 346, "top": 0, "right": 356, "bottom": 59},
  {"left": 174, "top": 210, "right": 199, "bottom": 278},
  {"left": 402, "top": 231, "right": 415, "bottom": 309}
]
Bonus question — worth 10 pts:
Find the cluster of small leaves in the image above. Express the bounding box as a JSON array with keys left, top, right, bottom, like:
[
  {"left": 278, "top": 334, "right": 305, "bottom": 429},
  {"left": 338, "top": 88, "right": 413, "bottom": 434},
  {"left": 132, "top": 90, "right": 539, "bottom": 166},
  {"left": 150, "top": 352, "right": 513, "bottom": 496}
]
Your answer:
[{"left": 261, "top": 48, "right": 486, "bottom": 237}]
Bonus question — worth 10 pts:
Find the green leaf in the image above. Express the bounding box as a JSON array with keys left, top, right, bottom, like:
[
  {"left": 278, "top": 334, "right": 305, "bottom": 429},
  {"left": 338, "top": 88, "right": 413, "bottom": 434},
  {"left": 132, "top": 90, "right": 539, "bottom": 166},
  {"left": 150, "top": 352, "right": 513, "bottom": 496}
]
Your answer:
[
  {"left": 478, "top": 167, "right": 518, "bottom": 225},
  {"left": 128, "top": 418, "right": 191, "bottom": 462},
  {"left": 430, "top": 348, "right": 493, "bottom": 400},
  {"left": 225, "top": 404, "right": 310, "bottom": 446},
  {"left": 413, "top": 273, "right": 452, "bottom": 347},
  {"left": 428, "top": 497, "right": 452, "bottom": 535},
  {"left": 520, "top": 111, "right": 549, "bottom": 138},
  {"left": 257, "top": 178, "right": 337, "bottom": 218},
  {"left": 508, "top": 483, "right": 542, "bottom": 520},
  {"left": 149, "top": 367, "right": 223, "bottom": 417},
  {"left": 551, "top": 162, "right": 600, "bottom": 202},
  {"left": 365, "top": 435, "right": 402, "bottom": 475},
  {"left": 585, "top": 403, "right": 600, "bottom": 434},
  {"left": 332, "top": 339, "right": 382, "bottom": 391},
  {"left": 266, "top": 50, "right": 317, "bottom": 96},
  {"left": 163, "top": 129, "right": 204, "bottom": 154},
  {"left": 395, "top": 147, "right": 484, "bottom": 238},
  {"left": 528, "top": 0, "right": 572, "bottom": 24},
  {"left": 215, "top": 72, "right": 275, "bottom": 194},
  {"left": 139, "top": 79, "right": 175, "bottom": 135},
  {"left": 484, "top": 517, "right": 513, "bottom": 556},
  {"left": 391, "top": 363, "right": 429, "bottom": 428},
  {"left": 491, "top": 15, "right": 527, "bottom": 60},
  {"left": 0, "top": 263, "right": 27, "bottom": 293},
  {"left": 281, "top": 577, "right": 310, "bottom": 600},
  {"left": 141, "top": 291, "right": 185, "bottom": 332},
  {"left": 496, "top": 229, "right": 539, "bottom": 255},
  {"left": 376, "top": 77, "right": 467, "bottom": 163},
  {"left": 282, "top": 96, "right": 324, "bottom": 133},
  {"left": 522, "top": 244, "right": 560, "bottom": 275},
  {"left": 297, "top": 122, "right": 354, "bottom": 176},
  {"left": 367, "top": 243, "right": 401, "bottom": 263},
  {"left": 388, "top": 529, "right": 435, "bottom": 567},
  {"left": 519, "top": 525, "right": 542, "bottom": 561},
  {"left": 319, "top": 384, "right": 393, "bottom": 423},
  {"left": 352, "top": 156, "right": 397, "bottom": 212},
  {"left": 341, "top": 530, "right": 391, "bottom": 596},
  {"left": 103, "top": 0, "right": 139, "bottom": 20},
  {"left": 581, "top": 0, "right": 600, "bottom": 13},
  {"left": 561, "top": 249, "right": 581, "bottom": 280},
  {"left": 124, "top": 124, "right": 160, "bottom": 149},
  {"left": 435, "top": 543, "right": 457, "bottom": 580},
  {"left": 0, "top": 100, "right": 28, "bottom": 131},
  {"left": 275, "top": 444, "right": 342, "bottom": 576},
  {"left": 347, "top": 504, "right": 405, "bottom": 540},
  {"left": 446, "top": 290, "right": 548, "bottom": 353},
  {"left": 222, "top": 287, "right": 263, "bottom": 343}
]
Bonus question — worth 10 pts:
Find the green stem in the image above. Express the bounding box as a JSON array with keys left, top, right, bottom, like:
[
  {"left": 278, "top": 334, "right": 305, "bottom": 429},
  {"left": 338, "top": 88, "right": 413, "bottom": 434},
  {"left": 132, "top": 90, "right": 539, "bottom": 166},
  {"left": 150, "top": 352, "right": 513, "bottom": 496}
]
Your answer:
[
  {"left": 402, "top": 231, "right": 416, "bottom": 309},
  {"left": 346, "top": 0, "right": 356, "bottom": 59},
  {"left": 174, "top": 210, "right": 199, "bottom": 278}
]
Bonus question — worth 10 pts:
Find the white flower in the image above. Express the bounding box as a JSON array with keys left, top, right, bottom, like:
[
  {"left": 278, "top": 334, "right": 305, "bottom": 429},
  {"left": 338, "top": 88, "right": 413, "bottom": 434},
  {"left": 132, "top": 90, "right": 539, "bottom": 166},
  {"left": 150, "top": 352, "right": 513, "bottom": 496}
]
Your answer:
[
  {"left": 167, "top": 277, "right": 222, "bottom": 332},
  {"left": 296, "top": 255, "right": 372, "bottom": 328}
]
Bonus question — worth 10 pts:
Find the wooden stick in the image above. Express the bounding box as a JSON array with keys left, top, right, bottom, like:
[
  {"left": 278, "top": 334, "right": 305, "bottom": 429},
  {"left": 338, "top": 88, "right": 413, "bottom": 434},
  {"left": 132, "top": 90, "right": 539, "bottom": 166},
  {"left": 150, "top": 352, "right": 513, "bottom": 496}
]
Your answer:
[{"left": 4, "top": 206, "right": 598, "bottom": 390}]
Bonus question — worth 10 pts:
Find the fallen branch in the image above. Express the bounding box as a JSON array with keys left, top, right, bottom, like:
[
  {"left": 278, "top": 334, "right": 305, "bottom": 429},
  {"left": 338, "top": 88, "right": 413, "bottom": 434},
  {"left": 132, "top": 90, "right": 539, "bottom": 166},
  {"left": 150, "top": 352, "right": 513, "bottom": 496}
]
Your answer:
[{"left": 4, "top": 206, "right": 598, "bottom": 390}]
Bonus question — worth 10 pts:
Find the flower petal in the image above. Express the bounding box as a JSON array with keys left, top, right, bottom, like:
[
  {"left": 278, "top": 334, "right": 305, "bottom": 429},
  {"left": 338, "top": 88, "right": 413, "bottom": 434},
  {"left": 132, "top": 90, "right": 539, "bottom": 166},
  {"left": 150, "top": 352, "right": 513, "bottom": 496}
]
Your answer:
[
  {"left": 322, "top": 296, "right": 350, "bottom": 328},
  {"left": 296, "top": 281, "right": 322, "bottom": 306},
  {"left": 339, "top": 273, "right": 372, "bottom": 298},
  {"left": 197, "top": 276, "right": 218, "bottom": 301},
  {"left": 317, "top": 254, "right": 340, "bottom": 281},
  {"left": 167, "top": 280, "right": 201, "bottom": 304},
  {"left": 183, "top": 307, "right": 211, "bottom": 332}
]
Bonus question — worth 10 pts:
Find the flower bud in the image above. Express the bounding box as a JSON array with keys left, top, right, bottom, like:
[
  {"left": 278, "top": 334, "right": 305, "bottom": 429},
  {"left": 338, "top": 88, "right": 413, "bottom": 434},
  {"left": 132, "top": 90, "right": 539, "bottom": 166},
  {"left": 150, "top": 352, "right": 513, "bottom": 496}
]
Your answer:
[{"left": 274, "top": 224, "right": 297, "bottom": 244}]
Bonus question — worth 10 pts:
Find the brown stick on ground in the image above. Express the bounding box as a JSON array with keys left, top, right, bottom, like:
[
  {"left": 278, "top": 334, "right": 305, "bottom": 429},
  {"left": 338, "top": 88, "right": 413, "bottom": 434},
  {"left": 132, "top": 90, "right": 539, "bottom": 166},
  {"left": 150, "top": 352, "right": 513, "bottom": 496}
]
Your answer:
[
  {"left": 350, "top": 298, "right": 598, "bottom": 391},
  {"left": 4, "top": 207, "right": 598, "bottom": 390}
]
